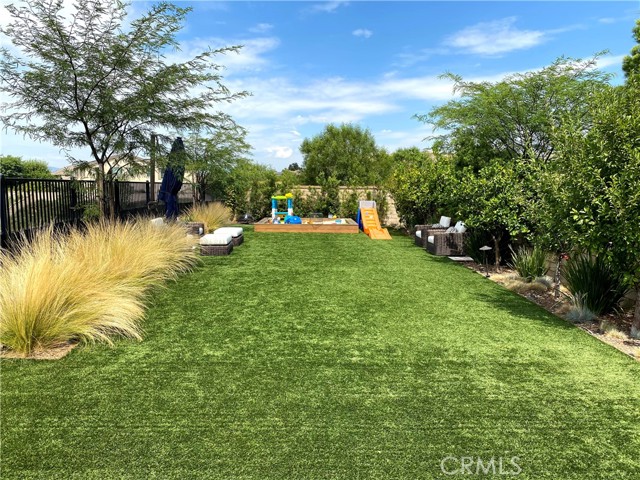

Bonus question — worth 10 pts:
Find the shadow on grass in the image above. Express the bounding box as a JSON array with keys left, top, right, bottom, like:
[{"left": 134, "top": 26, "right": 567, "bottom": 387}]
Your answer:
[
  {"left": 473, "top": 288, "right": 574, "bottom": 330},
  {"left": 420, "top": 252, "right": 575, "bottom": 332}
]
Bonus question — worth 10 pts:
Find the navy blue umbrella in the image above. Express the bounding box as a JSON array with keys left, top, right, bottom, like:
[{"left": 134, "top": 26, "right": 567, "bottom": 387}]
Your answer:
[{"left": 158, "top": 137, "right": 186, "bottom": 220}]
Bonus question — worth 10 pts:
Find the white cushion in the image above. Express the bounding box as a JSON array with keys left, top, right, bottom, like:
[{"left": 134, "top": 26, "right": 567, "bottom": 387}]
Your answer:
[
  {"left": 214, "top": 227, "right": 243, "bottom": 237},
  {"left": 427, "top": 235, "right": 435, "bottom": 244},
  {"left": 445, "top": 226, "right": 456, "bottom": 233},
  {"left": 416, "top": 230, "right": 423, "bottom": 239},
  {"left": 199, "top": 234, "right": 232, "bottom": 246},
  {"left": 439, "top": 216, "right": 451, "bottom": 228},
  {"left": 455, "top": 221, "right": 467, "bottom": 233},
  {"left": 150, "top": 217, "right": 164, "bottom": 227}
]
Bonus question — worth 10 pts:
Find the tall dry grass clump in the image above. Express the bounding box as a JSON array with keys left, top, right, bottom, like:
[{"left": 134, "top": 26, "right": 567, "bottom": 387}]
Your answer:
[
  {"left": 0, "top": 220, "right": 199, "bottom": 357},
  {"left": 184, "top": 202, "right": 232, "bottom": 233}
]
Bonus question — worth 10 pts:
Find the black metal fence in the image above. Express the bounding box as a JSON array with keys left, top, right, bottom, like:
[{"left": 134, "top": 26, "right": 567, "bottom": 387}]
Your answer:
[{"left": 0, "top": 175, "right": 194, "bottom": 247}]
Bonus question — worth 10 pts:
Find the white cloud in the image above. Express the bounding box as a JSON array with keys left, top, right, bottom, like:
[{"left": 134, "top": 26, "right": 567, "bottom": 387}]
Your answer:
[
  {"left": 596, "top": 54, "right": 625, "bottom": 69},
  {"left": 267, "top": 146, "right": 293, "bottom": 159},
  {"left": 166, "top": 36, "right": 280, "bottom": 74},
  {"left": 352, "top": 28, "right": 373, "bottom": 39},
  {"left": 310, "top": 1, "right": 349, "bottom": 14},
  {"left": 249, "top": 23, "right": 274, "bottom": 34},
  {"left": 444, "top": 17, "right": 546, "bottom": 56}
]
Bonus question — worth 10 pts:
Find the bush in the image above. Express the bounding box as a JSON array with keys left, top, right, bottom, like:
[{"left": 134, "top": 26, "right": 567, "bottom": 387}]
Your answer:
[
  {"left": 508, "top": 245, "right": 549, "bottom": 281},
  {"left": 562, "top": 254, "right": 628, "bottom": 315},
  {"left": 338, "top": 192, "right": 359, "bottom": 220},
  {"left": 184, "top": 202, "right": 232, "bottom": 233},
  {"left": 0, "top": 220, "right": 198, "bottom": 356},
  {"left": 565, "top": 293, "right": 598, "bottom": 323}
]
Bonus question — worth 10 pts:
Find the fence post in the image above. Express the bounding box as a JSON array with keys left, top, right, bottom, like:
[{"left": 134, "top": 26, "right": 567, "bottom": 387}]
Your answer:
[{"left": 0, "top": 174, "right": 8, "bottom": 248}]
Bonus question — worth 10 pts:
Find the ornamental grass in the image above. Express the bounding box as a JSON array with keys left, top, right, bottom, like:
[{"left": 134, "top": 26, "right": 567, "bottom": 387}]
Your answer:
[{"left": 0, "top": 219, "right": 198, "bottom": 356}]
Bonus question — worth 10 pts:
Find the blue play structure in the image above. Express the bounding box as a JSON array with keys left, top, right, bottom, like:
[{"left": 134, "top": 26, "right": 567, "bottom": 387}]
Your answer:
[{"left": 271, "top": 193, "right": 294, "bottom": 223}]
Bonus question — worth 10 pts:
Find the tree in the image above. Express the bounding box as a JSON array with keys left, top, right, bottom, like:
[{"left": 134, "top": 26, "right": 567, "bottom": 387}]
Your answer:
[
  {"left": 622, "top": 20, "right": 640, "bottom": 78},
  {"left": 277, "top": 169, "right": 302, "bottom": 195},
  {"left": 185, "top": 126, "right": 251, "bottom": 204},
  {"left": 0, "top": 155, "right": 24, "bottom": 177},
  {"left": 22, "top": 160, "right": 54, "bottom": 178},
  {"left": 389, "top": 147, "right": 456, "bottom": 226},
  {"left": 455, "top": 161, "right": 530, "bottom": 267},
  {"left": 0, "top": 155, "right": 53, "bottom": 178},
  {"left": 417, "top": 56, "right": 611, "bottom": 170},
  {"left": 300, "top": 123, "right": 389, "bottom": 185},
  {"left": 226, "top": 161, "right": 278, "bottom": 219},
  {"left": 552, "top": 79, "right": 640, "bottom": 337},
  {"left": 287, "top": 163, "right": 301, "bottom": 171},
  {"left": 0, "top": 0, "right": 247, "bottom": 217}
]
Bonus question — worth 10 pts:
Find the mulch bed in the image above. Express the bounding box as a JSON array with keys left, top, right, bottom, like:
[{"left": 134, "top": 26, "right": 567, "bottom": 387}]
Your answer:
[{"left": 0, "top": 341, "right": 78, "bottom": 360}]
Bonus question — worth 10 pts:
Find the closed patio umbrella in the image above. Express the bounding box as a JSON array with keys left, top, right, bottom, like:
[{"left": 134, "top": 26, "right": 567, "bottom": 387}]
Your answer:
[{"left": 158, "top": 137, "right": 186, "bottom": 220}]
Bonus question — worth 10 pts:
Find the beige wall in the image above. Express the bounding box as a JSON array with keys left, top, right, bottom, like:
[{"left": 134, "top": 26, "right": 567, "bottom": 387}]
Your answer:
[{"left": 291, "top": 185, "right": 401, "bottom": 227}]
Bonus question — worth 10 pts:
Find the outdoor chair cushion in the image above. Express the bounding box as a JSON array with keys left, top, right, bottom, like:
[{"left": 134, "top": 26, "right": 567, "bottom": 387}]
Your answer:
[
  {"left": 439, "top": 216, "right": 451, "bottom": 228},
  {"left": 416, "top": 230, "right": 423, "bottom": 239},
  {"left": 454, "top": 221, "right": 467, "bottom": 233},
  {"left": 445, "top": 226, "right": 456, "bottom": 233},
  {"left": 200, "top": 234, "right": 232, "bottom": 246},
  {"left": 427, "top": 235, "right": 435, "bottom": 244},
  {"left": 214, "top": 227, "right": 243, "bottom": 237}
]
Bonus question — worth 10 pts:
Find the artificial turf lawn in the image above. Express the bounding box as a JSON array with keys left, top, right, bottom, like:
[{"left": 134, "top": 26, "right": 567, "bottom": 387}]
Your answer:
[{"left": 2, "top": 229, "right": 640, "bottom": 479}]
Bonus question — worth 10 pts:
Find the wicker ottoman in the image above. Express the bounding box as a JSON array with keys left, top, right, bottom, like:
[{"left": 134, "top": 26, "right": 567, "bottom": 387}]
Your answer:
[
  {"left": 184, "top": 222, "right": 205, "bottom": 236},
  {"left": 213, "top": 227, "right": 244, "bottom": 246},
  {"left": 200, "top": 234, "right": 233, "bottom": 256}
]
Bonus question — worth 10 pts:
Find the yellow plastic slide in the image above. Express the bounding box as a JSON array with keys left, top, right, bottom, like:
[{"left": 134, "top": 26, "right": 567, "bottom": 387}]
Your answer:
[{"left": 360, "top": 208, "right": 392, "bottom": 240}]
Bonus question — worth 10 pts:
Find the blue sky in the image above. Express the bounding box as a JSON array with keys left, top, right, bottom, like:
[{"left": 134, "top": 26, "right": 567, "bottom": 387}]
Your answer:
[{"left": 0, "top": 1, "right": 637, "bottom": 170}]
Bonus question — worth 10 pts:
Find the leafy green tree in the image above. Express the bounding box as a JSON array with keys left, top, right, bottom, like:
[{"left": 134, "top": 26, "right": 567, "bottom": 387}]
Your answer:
[
  {"left": 552, "top": 79, "right": 640, "bottom": 336},
  {"left": 455, "top": 161, "right": 530, "bottom": 267},
  {"left": 226, "top": 161, "right": 277, "bottom": 219},
  {"left": 0, "top": 155, "right": 24, "bottom": 177},
  {"left": 0, "top": 155, "right": 53, "bottom": 178},
  {"left": 389, "top": 147, "right": 456, "bottom": 226},
  {"left": 622, "top": 20, "right": 640, "bottom": 78},
  {"left": 301, "top": 123, "right": 389, "bottom": 185},
  {"left": 185, "top": 127, "right": 251, "bottom": 204},
  {"left": 287, "top": 163, "right": 301, "bottom": 171},
  {"left": 277, "top": 169, "right": 302, "bottom": 195},
  {"left": 22, "top": 160, "right": 53, "bottom": 178},
  {"left": 417, "top": 56, "right": 611, "bottom": 170},
  {"left": 0, "top": 0, "right": 247, "bottom": 216}
]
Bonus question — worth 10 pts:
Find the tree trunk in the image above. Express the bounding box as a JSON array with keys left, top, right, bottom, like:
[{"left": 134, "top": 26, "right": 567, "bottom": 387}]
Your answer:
[
  {"left": 631, "top": 283, "right": 640, "bottom": 339},
  {"left": 553, "top": 253, "right": 563, "bottom": 299},
  {"left": 96, "top": 162, "right": 107, "bottom": 219},
  {"left": 108, "top": 181, "right": 116, "bottom": 220},
  {"left": 492, "top": 234, "right": 502, "bottom": 270}
]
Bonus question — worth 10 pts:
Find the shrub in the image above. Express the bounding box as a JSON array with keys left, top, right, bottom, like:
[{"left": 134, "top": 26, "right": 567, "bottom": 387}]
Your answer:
[
  {"left": 184, "top": 202, "right": 232, "bottom": 233},
  {"left": 338, "top": 192, "right": 359, "bottom": 220},
  {"left": 0, "top": 220, "right": 198, "bottom": 356},
  {"left": 463, "top": 230, "right": 496, "bottom": 265},
  {"left": 562, "top": 254, "right": 627, "bottom": 315},
  {"left": 565, "top": 293, "right": 598, "bottom": 323},
  {"left": 508, "top": 245, "right": 549, "bottom": 281}
]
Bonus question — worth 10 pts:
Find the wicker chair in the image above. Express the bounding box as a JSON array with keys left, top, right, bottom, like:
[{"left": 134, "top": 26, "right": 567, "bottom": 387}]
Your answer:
[
  {"left": 425, "top": 231, "right": 466, "bottom": 256},
  {"left": 414, "top": 216, "right": 451, "bottom": 247},
  {"left": 414, "top": 225, "right": 447, "bottom": 247}
]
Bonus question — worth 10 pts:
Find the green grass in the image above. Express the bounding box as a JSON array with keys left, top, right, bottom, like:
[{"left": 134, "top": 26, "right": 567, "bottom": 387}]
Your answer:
[{"left": 2, "top": 229, "right": 639, "bottom": 479}]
